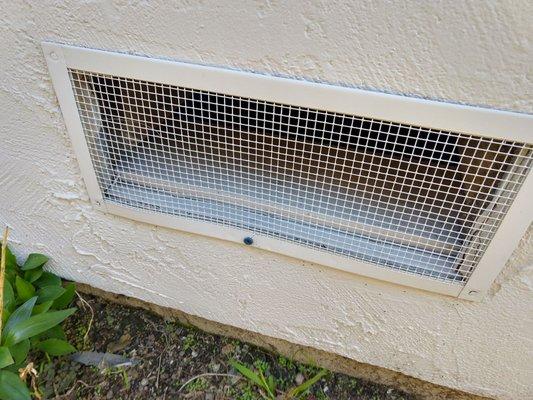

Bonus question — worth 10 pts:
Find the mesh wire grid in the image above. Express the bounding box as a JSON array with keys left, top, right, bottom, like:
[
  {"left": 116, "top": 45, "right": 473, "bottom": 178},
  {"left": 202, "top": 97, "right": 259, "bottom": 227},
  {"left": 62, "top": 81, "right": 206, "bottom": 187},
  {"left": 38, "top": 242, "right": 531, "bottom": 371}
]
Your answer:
[{"left": 69, "top": 69, "right": 533, "bottom": 283}]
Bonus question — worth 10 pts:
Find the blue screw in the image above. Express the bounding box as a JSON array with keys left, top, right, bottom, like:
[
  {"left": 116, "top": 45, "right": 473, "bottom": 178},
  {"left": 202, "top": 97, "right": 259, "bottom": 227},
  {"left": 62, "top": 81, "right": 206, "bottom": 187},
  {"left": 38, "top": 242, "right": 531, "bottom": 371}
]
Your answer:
[{"left": 243, "top": 237, "right": 254, "bottom": 245}]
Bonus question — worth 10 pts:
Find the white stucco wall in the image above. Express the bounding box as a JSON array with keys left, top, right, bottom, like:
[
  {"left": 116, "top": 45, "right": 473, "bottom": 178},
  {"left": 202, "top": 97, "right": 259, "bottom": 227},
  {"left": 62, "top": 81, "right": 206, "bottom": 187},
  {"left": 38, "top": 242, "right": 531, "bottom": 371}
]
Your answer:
[{"left": 1, "top": 1, "right": 532, "bottom": 399}]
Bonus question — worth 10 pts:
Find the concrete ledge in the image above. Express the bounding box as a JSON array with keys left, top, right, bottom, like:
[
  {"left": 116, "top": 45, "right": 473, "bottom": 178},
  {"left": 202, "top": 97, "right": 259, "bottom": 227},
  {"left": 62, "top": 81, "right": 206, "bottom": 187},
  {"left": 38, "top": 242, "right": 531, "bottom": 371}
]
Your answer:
[{"left": 75, "top": 282, "right": 488, "bottom": 400}]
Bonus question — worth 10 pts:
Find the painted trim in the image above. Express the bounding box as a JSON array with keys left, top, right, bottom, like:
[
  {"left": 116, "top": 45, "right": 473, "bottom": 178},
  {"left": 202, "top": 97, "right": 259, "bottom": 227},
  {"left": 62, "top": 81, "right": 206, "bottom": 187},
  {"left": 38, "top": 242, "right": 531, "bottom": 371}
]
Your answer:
[
  {"left": 102, "top": 202, "right": 463, "bottom": 297},
  {"left": 458, "top": 166, "right": 533, "bottom": 300},
  {"left": 42, "top": 42, "right": 105, "bottom": 206},
  {"left": 47, "top": 42, "right": 532, "bottom": 142}
]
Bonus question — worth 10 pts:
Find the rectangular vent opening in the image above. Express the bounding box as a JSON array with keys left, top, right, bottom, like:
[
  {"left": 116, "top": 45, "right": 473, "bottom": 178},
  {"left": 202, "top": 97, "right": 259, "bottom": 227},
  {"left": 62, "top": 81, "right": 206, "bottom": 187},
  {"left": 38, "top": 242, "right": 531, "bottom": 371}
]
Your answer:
[
  {"left": 43, "top": 42, "right": 533, "bottom": 298},
  {"left": 68, "top": 69, "right": 532, "bottom": 285}
]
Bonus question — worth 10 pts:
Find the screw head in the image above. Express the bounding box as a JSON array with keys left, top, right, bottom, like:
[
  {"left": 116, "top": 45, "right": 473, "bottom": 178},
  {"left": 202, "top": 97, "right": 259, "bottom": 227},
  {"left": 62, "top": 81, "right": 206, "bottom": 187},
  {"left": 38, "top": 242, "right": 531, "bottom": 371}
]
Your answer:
[
  {"left": 243, "top": 237, "right": 253, "bottom": 246},
  {"left": 49, "top": 51, "right": 58, "bottom": 60}
]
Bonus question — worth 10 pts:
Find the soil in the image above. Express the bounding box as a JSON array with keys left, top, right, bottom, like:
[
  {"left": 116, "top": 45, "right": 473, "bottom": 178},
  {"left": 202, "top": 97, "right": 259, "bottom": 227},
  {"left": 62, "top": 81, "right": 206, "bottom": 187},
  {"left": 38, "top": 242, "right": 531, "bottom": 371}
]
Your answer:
[{"left": 34, "top": 294, "right": 416, "bottom": 399}]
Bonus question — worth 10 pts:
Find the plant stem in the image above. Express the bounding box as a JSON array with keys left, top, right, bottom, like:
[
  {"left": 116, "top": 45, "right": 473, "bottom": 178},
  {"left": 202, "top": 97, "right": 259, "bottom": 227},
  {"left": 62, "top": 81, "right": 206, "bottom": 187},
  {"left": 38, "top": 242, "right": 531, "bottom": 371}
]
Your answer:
[
  {"left": 258, "top": 368, "right": 275, "bottom": 399},
  {"left": 0, "top": 226, "right": 9, "bottom": 342}
]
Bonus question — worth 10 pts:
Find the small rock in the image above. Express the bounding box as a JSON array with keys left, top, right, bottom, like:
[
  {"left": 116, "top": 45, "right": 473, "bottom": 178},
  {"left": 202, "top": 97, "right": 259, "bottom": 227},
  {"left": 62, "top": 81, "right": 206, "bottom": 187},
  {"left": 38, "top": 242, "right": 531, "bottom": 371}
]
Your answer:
[
  {"left": 191, "top": 350, "right": 198, "bottom": 358},
  {"left": 107, "top": 333, "right": 132, "bottom": 353},
  {"left": 140, "top": 378, "right": 149, "bottom": 386},
  {"left": 295, "top": 373, "right": 305, "bottom": 385},
  {"left": 221, "top": 344, "right": 234, "bottom": 355},
  {"left": 210, "top": 363, "right": 221, "bottom": 373}
]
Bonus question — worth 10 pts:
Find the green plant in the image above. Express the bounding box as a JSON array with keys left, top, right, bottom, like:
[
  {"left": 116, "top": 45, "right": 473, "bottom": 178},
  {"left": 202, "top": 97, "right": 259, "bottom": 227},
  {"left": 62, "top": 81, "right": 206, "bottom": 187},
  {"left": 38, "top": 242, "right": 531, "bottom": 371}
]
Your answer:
[
  {"left": 0, "top": 228, "right": 77, "bottom": 400},
  {"left": 103, "top": 366, "right": 130, "bottom": 390},
  {"left": 230, "top": 359, "right": 327, "bottom": 400},
  {"left": 182, "top": 333, "right": 197, "bottom": 351},
  {"left": 184, "top": 376, "right": 209, "bottom": 393}
]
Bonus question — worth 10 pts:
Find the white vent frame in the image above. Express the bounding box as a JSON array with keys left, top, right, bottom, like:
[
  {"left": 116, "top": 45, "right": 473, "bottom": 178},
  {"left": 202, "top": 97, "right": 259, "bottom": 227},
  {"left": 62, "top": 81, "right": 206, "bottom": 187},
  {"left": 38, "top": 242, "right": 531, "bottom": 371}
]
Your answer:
[{"left": 42, "top": 42, "right": 533, "bottom": 301}]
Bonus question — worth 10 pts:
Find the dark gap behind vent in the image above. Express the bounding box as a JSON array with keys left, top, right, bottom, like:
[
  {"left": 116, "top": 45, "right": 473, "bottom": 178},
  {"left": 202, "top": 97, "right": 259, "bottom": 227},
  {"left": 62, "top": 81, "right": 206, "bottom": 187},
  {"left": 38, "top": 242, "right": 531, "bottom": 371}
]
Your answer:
[
  {"left": 90, "top": 75, "right": 462, "bottom": 167},
  {"left": 87, "top": 74, "right": 522, "bottom": 243}
]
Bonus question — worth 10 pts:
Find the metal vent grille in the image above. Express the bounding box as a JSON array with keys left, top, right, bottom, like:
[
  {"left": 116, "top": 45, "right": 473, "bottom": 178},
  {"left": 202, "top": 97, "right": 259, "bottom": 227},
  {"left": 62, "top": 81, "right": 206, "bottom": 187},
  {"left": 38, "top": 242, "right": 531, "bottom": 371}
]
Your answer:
[{"left": 68, "top": 69, "right": 532, "bottom": 284}]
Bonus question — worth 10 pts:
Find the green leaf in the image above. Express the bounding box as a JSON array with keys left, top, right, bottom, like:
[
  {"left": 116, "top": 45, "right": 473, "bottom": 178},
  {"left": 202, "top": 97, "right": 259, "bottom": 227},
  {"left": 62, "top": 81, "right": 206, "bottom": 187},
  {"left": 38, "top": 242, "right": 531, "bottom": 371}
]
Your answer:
[
  {"left": 3, "top": 246, "right": 18, "bottom": 269},
  {"left": 2, "top": 282, "right": 15, "bottom": 314},
  {"left": 4, "top": 248, "right": 19, "bottom": 285},
  {"left": 15, "top": 277, "right": 35, "bottom": 302},
  {"left": 23, "top": 268, "right": 43, "bottom": 284},
  {"left": 229, "top": 360, "right": 264, "bottom": 388},
  {"left": 0, "top": 370, "right": 31, "bottom": 400},
  {"left": 34, "top": 272, "right": 61, "bottom": 288},
  {"left": 258, "top": 368, "right": 275, "bottom": 399},
  {"left": 36, "top": 339, "right": 76, "bottom": 356},
  {"left": 21, "top": 253, "right": 48, "bottom": 271},
  {"left": 36, "top": 286, "right": 65, "bottom": 304},
  {"left": 53, "top": 283, "right": 76, "bottom": 309},
  {"left": 32, "top": 301, "right": 53, "bottom": 315},
  {"left": 8, "top": 340, "right": 29, "bottom": 366},
  {"left": 267, "top": 375, "right": 276, "bottom": 394},
  {"left": 4, "top": 267, "right": 17, "bottom": 287},
  {"left": 2, "top": 308, "right": 76, "bottom": 347},
  {"left": 1, "top": 310, "right": 11, "bottom": 327},
  {"left": 36, "top": 325, "right": 66, "bottom": 341},
  {"left": 3, "top": 297, "right": 37, "bottom": 337},
  {"left": 0, "top": 347, "right": 14, "bottom": 369},
  {"left": 286, "top": 369, "right": 328, "bottom": 398}
]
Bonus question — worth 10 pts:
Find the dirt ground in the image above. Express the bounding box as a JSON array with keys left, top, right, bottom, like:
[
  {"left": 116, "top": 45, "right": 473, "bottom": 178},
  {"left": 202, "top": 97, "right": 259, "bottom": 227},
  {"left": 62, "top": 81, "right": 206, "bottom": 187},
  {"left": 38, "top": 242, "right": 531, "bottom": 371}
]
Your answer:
[{"left": 34, "top": 294, "right": 416, "bottom": 399}]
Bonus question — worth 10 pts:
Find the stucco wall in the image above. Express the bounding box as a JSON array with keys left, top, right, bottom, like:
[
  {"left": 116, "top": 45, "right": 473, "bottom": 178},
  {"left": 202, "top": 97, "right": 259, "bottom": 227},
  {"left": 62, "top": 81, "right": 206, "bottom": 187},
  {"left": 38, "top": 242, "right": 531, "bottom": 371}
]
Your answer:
[{"left": 1, "top": 1, "right": 532, "bottom": 399}]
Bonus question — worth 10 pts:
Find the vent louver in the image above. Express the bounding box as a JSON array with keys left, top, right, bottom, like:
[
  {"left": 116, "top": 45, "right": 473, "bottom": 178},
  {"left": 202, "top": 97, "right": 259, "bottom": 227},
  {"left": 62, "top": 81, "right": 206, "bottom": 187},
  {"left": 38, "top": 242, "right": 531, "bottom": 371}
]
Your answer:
[{"left": 43, "top": 43, "right": 533, "bottom": 299}]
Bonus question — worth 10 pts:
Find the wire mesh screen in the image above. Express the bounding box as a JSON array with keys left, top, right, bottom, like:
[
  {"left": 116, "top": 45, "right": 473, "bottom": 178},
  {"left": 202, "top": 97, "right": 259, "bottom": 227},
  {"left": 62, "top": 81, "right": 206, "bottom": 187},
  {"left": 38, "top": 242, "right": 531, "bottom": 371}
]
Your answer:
[{"left": 69, "top": 69, "right": 533, "bottom": 283}]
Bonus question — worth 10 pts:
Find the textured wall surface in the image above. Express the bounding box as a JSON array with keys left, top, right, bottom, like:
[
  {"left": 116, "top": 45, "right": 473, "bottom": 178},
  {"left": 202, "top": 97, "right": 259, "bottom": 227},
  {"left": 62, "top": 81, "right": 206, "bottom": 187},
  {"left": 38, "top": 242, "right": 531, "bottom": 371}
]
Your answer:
[{"left": 1, "top": 1, "right": 532, "bottom": 399}]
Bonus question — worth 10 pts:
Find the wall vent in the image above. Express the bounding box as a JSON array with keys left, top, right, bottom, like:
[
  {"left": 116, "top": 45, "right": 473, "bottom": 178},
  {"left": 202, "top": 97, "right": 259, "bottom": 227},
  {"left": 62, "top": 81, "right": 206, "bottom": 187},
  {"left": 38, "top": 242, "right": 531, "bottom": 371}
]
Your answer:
[{"left": 43, "top": 43, "right": 533, "bottom": 300}]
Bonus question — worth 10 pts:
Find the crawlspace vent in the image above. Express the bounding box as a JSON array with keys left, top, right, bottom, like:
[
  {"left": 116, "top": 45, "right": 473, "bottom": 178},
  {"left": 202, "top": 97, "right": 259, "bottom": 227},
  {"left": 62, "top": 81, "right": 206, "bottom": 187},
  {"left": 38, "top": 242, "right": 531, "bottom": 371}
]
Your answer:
[{"left": 68, "top": 69, "right": 532, "bottom": 284}]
